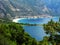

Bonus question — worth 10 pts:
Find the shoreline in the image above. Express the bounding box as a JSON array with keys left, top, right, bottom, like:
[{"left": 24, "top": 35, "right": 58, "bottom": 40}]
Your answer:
[
  {"left": 12, "top": 18, "right": 26, "bottom": 23},
  {"left": 12, "top": 17, "right": 58, "bottom": 23}
]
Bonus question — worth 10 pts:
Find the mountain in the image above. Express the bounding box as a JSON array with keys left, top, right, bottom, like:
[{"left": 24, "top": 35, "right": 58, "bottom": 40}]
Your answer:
[
  {"left": 0, "top": 0, "right": 60, "bottom": 20},
  {"left": 45, "top": 0, "right": 60, "bottom": 16},
  {"left": 0, "top": 0, "right": 15, "bottom": 20},
  {"left": 10, "top": 0, "right": 50, "bottom": 16}
]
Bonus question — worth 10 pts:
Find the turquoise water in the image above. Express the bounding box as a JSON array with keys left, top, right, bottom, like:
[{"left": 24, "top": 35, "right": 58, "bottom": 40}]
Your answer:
[
  {"left": 18, "top": 17, "right": 59, "bottom": 41},
  {"left": 18, "top": 17, "right": 59, "bottom": 24}
]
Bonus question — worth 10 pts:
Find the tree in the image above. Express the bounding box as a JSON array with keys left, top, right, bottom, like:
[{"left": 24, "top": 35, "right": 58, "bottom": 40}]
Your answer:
[{"left": 43, "top": 18, "right": 60, "bottom": 45}]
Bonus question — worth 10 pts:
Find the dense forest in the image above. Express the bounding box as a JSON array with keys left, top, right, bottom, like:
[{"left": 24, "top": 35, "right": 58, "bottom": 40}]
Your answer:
[
  {"left": 0, "top": 20, "right": 38, "bottom": 45},
  {"left": 0, "top": 18, "right": 60, "bottom": 45}
]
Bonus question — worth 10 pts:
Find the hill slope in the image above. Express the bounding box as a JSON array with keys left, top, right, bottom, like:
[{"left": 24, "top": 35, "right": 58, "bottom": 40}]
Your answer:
[{"left": 0, "top": 0, "right": 60, "bottom": 20}]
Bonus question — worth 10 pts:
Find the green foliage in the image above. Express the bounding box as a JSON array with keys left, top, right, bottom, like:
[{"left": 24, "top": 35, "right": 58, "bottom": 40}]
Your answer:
[
  {"left": 1, "top": 18, "right": 60, "bottom": 45},
  {"left": 0, "top": 21, "right": 38, "bottom": 45},
  {"left": 43, "top": 19, "right": 60, "bottom": 35},
  {"left": 0, "top": 34, "right": 17, "bottom": 45},
  {"left": 39, "top": 36, "right": 50, "bottom": 45},
  {"left": 43, "top": 18, "right": 60, "bottom": 45}
]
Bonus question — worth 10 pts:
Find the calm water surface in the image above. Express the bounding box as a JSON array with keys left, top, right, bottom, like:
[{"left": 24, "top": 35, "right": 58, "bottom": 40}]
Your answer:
[{"left": 18, "top": 17, "right": 59, "bottom": 41}]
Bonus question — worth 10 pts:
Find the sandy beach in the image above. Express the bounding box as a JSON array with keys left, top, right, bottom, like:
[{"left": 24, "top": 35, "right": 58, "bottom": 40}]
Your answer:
[{"left": 12, "top": 18, "right": 26, "bottom": 23}]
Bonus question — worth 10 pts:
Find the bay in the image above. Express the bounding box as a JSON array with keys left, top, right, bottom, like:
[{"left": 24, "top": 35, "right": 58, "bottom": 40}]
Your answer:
[{"left": 18, "top": 17, "right": 59, "bottom": 41}]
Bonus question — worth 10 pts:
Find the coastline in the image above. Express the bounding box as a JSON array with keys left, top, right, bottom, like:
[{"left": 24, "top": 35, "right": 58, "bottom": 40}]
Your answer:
[
  {"left": 12, "top": 16, "right": 58, "bottom": 23},
  {"left": 12, "top": 18, "right": 26, "bottom": 23},
  {"left": 12, "top": 15, "right": 53, "bottom": 23}
]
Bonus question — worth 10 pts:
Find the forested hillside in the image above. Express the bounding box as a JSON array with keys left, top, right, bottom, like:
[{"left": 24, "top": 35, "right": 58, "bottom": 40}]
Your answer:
[
  {"left": 0, "top": 18, "right": 60, "bottom": 45},
  {"left": 0, "top": 21, "right": 38, "bottom": 45}
]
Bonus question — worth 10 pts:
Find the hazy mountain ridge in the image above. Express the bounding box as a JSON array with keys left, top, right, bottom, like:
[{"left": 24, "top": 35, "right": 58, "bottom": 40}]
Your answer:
[
  {"left": 0, "top": 0, "right": 15, "bottom": 20},
  {"left": 0, "top": 0, "right": 60, "bottom": 20},
  {"left": 10, "top": 0, "right": 50, "bottom": 16}
]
